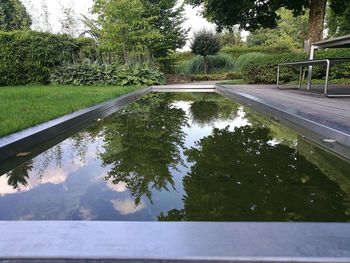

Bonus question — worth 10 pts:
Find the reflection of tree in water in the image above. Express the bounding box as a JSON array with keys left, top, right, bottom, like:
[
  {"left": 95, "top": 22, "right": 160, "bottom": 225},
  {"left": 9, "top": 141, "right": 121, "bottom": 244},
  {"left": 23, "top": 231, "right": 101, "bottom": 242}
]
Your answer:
[
  {"left": 6, "top": 160, "right": 33, "bottom": 190},
  {"left": 100, "top": 94, "right": 188, "bottom": 205},
  {"left": 159, "top": 126, "right": 350, "bottom": 222},
  {"left": 188, "top": 95, "right": 239, "bottom": 127}
]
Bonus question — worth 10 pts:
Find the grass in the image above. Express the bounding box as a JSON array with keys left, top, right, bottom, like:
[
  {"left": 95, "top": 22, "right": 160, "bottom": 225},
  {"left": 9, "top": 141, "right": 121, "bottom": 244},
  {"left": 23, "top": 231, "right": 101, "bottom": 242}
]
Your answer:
[{"left": 0, "top": 85, "right": 141, "bottom": 137}]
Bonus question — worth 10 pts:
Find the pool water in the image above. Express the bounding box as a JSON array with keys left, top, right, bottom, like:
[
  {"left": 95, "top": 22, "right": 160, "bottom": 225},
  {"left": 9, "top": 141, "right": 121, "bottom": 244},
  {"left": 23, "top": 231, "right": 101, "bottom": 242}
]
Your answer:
[{"left": 0, "top": 93, "right": 350, "bottom": 221}]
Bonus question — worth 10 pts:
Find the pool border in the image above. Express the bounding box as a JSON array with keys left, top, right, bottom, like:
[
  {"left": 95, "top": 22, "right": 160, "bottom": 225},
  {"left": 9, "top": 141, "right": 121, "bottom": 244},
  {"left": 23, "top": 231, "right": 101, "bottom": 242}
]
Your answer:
[
  {"left": 0, "top": 221, "right": 350, "bottom": 262},
  {"left": 0, "top": 84, "right": 350, "bottom": 262}
]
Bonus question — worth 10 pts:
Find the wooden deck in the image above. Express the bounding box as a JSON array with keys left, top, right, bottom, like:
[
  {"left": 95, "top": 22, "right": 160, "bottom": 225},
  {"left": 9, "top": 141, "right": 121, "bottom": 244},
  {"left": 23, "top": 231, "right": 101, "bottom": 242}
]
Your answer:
[{"left": 219, "top": 84, "right": 350, "bottom": 135}]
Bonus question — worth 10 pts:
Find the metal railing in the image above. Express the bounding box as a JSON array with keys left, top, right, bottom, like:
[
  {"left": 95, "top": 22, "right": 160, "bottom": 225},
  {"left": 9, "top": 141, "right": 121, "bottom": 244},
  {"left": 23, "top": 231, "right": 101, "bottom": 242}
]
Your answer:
[{"left": 277, "top": 58, "right": 350, "bottom": 98}]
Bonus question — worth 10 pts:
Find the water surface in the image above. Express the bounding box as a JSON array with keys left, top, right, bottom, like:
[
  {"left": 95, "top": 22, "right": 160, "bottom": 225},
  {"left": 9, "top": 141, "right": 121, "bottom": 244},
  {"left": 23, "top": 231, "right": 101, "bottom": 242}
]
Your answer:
[{"left": 1, "top": 93, "right": 350, "bottom": 221}]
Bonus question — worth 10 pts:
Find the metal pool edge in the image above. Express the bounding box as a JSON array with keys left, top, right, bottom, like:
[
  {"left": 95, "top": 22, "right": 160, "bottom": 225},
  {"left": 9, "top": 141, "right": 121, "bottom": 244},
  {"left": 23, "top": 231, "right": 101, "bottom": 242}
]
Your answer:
[
  {"left": 0, "top": 87, "right": 152, "bottom": 164},
  {"left": 0, "top": 221, "right": 350, "bottom": 262},
  {"left": 1, "top": 85, "right": 350, "bottom": 263},
  {"left": 215, "top": 84, "right": 350, "bottom": 161}
]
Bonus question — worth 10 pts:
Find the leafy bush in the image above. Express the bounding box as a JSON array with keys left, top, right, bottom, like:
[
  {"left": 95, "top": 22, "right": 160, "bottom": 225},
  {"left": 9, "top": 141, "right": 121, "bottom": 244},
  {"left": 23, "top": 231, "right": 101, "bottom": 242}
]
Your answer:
[
  {"left": 185, "top": 54, "right": 235, "bottom": 74},
  {"left": 221, "top": 45, "right": 292, "bottom": 58},
  {"left": 314, "top": 48, "right": 350, "bottom": 79},
  {"left": 0, "top": 31, "right": 99, "bottom": 86},
  {"left": 190, "top": 30, "right": 221, "bottom": 57},
  {"left": 234, "top": 52, "right": 267, "bottom": 71},
  {"left": 241, "top": 52, "right": 307, "bottom": 84},
  {"left": 50, "top": 62, "right": 165, "bottom": 86},
  {"left": 169, "top": 51, "right": 195, "bottom": 64}
]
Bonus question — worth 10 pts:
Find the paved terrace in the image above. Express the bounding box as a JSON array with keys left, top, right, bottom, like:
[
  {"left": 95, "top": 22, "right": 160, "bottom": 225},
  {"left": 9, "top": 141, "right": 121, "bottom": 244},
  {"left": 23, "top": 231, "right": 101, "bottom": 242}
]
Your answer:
[{"left": 218, "top": 84, "right": 350, "bottom": 134}]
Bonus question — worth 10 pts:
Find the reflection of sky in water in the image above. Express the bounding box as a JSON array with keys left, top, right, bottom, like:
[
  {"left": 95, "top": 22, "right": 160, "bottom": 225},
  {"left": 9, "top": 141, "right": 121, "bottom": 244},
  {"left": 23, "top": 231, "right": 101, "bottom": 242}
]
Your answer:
[{"left": 0, "top": 93, "right": 349, "bottom": 222}]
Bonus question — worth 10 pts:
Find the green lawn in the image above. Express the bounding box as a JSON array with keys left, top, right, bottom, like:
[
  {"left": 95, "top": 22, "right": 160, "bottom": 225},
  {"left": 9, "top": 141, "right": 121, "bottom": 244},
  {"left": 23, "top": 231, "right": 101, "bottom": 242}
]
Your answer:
[{"left": 0, "top": 85, "right": 141, "bottom": 137}]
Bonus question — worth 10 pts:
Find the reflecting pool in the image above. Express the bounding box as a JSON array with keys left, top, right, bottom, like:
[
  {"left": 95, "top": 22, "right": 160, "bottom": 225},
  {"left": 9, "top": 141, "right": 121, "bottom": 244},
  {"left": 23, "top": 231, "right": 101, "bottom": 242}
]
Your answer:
[{"left": 0, "top": 93, "right": 350, "bottom": 221}]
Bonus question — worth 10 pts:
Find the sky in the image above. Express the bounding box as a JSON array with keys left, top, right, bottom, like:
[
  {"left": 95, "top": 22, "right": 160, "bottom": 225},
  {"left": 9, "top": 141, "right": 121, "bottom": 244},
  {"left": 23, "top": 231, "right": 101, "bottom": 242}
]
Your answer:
[{"left": 21, "top": 0, "right": 216, "bottom": 50}]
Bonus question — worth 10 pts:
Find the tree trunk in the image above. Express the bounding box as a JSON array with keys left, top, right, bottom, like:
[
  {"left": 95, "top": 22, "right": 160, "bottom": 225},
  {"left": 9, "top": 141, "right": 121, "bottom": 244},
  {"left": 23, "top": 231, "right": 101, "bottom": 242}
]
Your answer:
[{"left": 307, "top": 0, "right": 327, "bottom": 44}]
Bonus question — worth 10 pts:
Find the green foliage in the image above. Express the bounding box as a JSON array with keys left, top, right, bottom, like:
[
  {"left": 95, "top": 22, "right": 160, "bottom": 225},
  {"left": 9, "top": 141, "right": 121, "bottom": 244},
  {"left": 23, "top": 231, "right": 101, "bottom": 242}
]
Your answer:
[
  {"left": 218, "top": 29, "right": 242, "bottom": 46},
  {"left": 0, "top": 0, "right": 32, "bottom": 31},
  {"left": 50, "top": 62, "right": 165, "bottom": 86},
  {"left": 234, "top": 52, "right": 267, "bottom": 71},
  {"left": 182, "top": 54, "right": 235, "bottom": 75},
  {"left": 190, "top": 29, "right": 221, "bottom": 57},
  {"left": 247, "top": 8, "right": 309, "bottom": 49},
  {"left": 141, "top": 0, "right": 188, "bottom": 59},
  {"left": 221, "top": 45, "right": 292, "bottom": 58},
  {"left": 241, "top": 52, "right": 307, "bottom": 84},
  {"left": 92, "top": 0, "right": 162, "bottom": 63},
  {"left": 186, "top": 0, "right": 309, "bottom": 31},
  {"left": 326, "top": 5, "right": 350, "bottom": 37},
  {"left": 170, "top": 51, "right": 195, "bottom": 64},
  {"left": 0, "top": 31, "right": 94, "bottom": 86},
  {"left": 241, "top": 48, "right": 350, "bottom": 84}
]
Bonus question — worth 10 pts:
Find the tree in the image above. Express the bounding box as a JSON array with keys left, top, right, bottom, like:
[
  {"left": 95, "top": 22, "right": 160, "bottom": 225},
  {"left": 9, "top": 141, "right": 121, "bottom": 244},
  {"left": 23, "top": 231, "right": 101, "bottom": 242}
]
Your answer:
[
  {"left": 219, "top": 28, "right": 242, "bottom": 46},
  {"left": 247, "top": 8, "right": 309, "bottom": 48},
  {"left": 190, "top": 29, "right": 221, "bottom": 73},
  {"left": 0, "top": 0, "right": 32, "bottom": 31},
  {"left": 92, "top": 0, "right": 162, "bottom": 63},
  {"left": 186, "top": 0, "right": 349, "bottom": 44},
  {"left": 141, "top": 0, "right": 188, "bottom": 61},
  {"left": 59, "top": 2, "right": 80, "bottom": 37},
  {"left": 40, "top": 0, "right": 52, "bottom": 32},
  {"left": 326, "top": 2, "right": 350, "bottom": 37}
]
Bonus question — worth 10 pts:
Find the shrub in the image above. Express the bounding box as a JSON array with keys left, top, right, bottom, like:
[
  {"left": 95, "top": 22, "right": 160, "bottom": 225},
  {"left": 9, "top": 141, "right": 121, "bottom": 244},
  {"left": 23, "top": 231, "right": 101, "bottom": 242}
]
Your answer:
[
  {"left": 241, "top": 52, "right": 307, "bottom": 84},
  {"left": 169, "top": 51, "right": 195, "bottom": 64},
  {"left": 185, "top": 54, "right": 235, "bottom": 75},
  {"left": 234, "top": 52, "right": 267, "bottom": 71},
  {"left": 314, "top": 48, "right": 350, "bottom": 79},
  {"left": 241, "top": 48, "right": 350, "bottom": 84},
  {"left": 190, "top": 30, "right": 221, "bottom": 57},
  {"left": 0, "top": 31, "right": 99, "bottom": 86},
  {"left": 50, "top": 62, "right": 165, "bottom": 86}
]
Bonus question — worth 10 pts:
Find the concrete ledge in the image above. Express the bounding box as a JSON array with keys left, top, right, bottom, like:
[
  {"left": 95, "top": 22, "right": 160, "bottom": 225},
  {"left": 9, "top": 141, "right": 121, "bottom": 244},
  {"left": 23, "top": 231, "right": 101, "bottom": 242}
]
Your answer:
[
  {"left": 0, "top": 87, "right": 152, "bottom": 164},
  {"left": 152, "top": 85, "right": 215, "bottom": 93},
  {"left": 0, "top": 221, "right": 350, "bottom": 262},
  {"left": 216, "top": 85, "right": 350, "bottom": 161}
]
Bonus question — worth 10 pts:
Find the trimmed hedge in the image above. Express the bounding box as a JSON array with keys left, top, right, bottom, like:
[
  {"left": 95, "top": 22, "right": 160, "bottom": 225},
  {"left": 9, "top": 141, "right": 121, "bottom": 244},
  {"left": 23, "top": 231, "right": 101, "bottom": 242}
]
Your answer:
[
  {"left": 241, "top": 49, "right": 350, "bottom": 84},
  {"left": 221, "top": 45, "right": 292, "bottom": 58},
  {"left": 0, "top": 31, "right": 98, "bottom": 86}
]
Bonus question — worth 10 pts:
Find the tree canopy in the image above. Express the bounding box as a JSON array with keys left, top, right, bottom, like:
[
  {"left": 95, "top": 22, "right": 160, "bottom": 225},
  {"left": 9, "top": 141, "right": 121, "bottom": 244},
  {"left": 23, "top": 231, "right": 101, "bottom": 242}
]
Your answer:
[
  {"left": 186, "top": 0, "right": 349, "bottom": 43},
  {"left": 0, "top": 0, "right": 32, "bottom": 31},
  {"left": 91, "top": 0, "right": 187, "bottom": 64}
]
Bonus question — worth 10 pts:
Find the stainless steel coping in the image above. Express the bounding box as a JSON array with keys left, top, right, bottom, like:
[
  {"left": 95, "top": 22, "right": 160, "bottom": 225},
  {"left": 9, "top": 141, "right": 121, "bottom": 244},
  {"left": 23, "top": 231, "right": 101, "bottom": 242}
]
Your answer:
[
  {"left": 0, "top": 84, "right": 350, "bottom": 262},
  {"left": 0, "top": 221, "right": 350, "bottom": 262}
]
